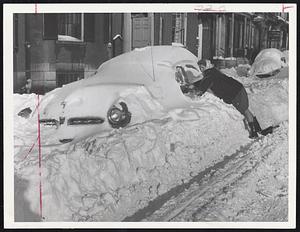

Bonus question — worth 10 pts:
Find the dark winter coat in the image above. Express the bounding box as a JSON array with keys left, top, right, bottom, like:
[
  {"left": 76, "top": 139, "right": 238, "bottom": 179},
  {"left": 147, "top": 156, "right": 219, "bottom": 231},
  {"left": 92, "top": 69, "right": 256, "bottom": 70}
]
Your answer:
[{"left": 193, "top": 67, "right": 243, "bottom": 104}]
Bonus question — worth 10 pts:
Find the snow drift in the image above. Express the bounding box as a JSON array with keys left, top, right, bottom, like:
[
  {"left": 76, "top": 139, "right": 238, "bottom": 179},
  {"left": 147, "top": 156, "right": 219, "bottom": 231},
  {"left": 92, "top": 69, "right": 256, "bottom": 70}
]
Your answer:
[{"left": 14, "top": 66, "right": 289, "bottom": 222}]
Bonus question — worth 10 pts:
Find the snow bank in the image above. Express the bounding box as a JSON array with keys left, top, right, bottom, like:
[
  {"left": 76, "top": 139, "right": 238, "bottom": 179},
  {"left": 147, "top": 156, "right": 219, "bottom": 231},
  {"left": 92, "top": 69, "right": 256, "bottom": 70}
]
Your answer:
[
  {"left": 14, "top": 91, "right": 249, "bottom": 221},
  {"left": 282, "top": 50, "right": 289, "bottom": 64},
  {"left": 14, "top": 70, "right": 289, "bottom": 221},
  {"left": 221, "top": 68, "right": 289, "bottom": 129},
  {"left": 247, "top": 78, "right": 288, "bottom": 129},
  {"left": 165, "top": 121, "right": 289, "bottom": 222}
]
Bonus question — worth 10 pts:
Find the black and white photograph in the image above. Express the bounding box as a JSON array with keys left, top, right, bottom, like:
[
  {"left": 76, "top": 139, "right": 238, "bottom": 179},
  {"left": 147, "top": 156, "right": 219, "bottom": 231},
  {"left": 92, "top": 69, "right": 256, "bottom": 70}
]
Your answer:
[{"left": 3, "top": 3, "right": 297, "bottom": 229}]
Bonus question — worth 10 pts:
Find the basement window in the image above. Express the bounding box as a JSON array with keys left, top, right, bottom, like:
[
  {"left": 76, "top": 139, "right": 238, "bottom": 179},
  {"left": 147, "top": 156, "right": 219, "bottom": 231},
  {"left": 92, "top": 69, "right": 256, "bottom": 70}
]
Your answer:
[{"left": 56, "top": 69, "right": 84, "bottom": 87}]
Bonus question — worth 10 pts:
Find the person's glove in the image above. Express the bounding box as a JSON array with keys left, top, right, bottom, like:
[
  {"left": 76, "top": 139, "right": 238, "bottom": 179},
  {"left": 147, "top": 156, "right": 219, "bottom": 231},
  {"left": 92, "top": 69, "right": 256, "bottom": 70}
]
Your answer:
[
  {"left": 196, "top": 90, "right": 204, "bottom": 96},
  {"left": 180, "top": 85, "right": 189, "bottom": 93}
]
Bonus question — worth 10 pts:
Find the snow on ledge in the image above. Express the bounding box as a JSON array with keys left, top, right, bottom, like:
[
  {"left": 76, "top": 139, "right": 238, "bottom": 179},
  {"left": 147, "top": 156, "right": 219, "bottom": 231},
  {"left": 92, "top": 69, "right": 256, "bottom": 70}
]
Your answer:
[{"left": 58, "top": 35, "right": 82, "bottom": 42}]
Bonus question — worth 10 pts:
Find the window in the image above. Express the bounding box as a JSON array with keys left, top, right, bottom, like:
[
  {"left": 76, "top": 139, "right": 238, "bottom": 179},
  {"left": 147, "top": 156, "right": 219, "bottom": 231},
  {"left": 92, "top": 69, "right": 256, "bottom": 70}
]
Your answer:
[
  {"left": 172, "top": 13, "right": 186, "bottom": 45},
  {"left": 131, "top": 13, "right": 148, "bottom": 18},
  {"left": 58, "top": 13, "right": 83, "bottom": 41},
  {"left": 43, "top": 13, "right": 95, "bottom": 42},
  {"left": 56, "top": 69, "right": 84, "bottom": 87}
]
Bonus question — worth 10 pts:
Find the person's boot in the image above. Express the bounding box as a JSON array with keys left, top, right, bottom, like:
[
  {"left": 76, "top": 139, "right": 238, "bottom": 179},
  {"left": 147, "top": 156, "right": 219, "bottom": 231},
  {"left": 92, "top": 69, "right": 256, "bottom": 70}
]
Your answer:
[
  {"left": 248, "top": 122, "right": 258, "bottom": 138},
  {"left": 253, "top": 116, "right": 262, "bottom": 132}
]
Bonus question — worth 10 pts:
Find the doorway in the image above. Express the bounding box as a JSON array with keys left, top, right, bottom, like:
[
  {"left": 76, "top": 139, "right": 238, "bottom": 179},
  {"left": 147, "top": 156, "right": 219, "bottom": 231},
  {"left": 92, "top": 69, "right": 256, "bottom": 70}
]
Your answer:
[
  {"left": 131, "top": 13, "right": 151, "bottom": 49},
  {"left": 200, "top": 14, "right": 214, "bottom": 60}
]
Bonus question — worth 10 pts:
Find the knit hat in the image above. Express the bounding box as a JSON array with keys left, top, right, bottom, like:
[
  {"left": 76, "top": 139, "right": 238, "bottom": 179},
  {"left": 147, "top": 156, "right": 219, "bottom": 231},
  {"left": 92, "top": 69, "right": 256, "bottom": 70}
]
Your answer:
[
  {"left": 197, "top": 59, "right": 213, "bottom": 69},
  {"left": 197, "top": 59, "right": 207, "bottom": 67}
]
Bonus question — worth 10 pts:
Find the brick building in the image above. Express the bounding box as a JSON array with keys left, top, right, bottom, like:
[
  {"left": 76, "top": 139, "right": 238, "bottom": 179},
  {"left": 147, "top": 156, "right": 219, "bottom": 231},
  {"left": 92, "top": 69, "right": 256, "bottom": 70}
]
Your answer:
[{"left": 13, "top": 12, "right": 288, "bottom": 94}]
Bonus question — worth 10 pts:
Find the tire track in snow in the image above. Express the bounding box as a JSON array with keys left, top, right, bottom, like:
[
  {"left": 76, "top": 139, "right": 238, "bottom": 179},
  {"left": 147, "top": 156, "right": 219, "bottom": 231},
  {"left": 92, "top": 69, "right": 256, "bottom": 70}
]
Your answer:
[
  {"left": 189, "top": 125, "right": 288, "bottom": 222},
  {"left": 123, "top": 129, "right": 264, "bottom": 222},
  {"left": 137, "top": 123, "right": 286, "bottom": 222}
]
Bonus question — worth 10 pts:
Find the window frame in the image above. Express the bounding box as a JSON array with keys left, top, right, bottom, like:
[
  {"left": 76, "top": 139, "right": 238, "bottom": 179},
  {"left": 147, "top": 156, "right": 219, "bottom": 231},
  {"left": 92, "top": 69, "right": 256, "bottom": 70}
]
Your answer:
[{"left": 57, "top": 13, "right": 84, "bottom": 42}]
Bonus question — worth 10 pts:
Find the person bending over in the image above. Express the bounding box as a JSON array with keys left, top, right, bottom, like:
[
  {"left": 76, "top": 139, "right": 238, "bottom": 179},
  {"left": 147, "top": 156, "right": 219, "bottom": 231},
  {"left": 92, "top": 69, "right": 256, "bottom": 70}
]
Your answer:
[{"left": 193, "top": 59, "right": 262, "bottom": 138}]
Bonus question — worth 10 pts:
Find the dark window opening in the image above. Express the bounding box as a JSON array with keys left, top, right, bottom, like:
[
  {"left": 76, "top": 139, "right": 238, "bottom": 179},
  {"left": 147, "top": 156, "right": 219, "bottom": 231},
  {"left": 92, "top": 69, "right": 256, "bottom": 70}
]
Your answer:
[
  {"left": 56, "top": 69, "right": 84, "bottom": 87},
  {"left": 58, "top": 13, "right": 82, "bottom": 41},
  {"left": 131, "top": 13, "right": 148, "bottom": 18},
  {"left": 172, "top": 13, "right": 185, "bottom": 45},
  {"left": 43, "top": 14, "right": 58, "bottom": 40},
  {"left": 44, "top": 13, "right": 95, "bottom": 42},
  {"left": 14, "top": 14, "right": 18, "bottom": 52},
  {"left": 84, "top": 14, "right": 95, "bottom": 42}
]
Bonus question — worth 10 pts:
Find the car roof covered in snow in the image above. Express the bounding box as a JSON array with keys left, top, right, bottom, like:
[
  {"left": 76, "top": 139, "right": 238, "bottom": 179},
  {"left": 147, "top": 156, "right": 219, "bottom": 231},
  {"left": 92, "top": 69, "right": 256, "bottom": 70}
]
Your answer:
[{"left": 87, "top": 46, "right": 199, "bottom": 86}]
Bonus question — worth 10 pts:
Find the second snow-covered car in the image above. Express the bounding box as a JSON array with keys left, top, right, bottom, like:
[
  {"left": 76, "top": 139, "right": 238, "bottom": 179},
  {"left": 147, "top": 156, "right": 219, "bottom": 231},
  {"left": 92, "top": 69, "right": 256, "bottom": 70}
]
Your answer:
[
  {"left": 248, "top": 48, "right": 288, "bottom": 78},
  {"left": 39, "top": 46, "right": 203, "bottom": 143}
]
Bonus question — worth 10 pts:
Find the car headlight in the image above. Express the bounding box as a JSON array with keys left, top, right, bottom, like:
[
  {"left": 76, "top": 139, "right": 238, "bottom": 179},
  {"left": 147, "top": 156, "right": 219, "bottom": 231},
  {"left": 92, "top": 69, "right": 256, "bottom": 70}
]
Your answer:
[
  {"left": 107, "top": 102, "right": 131, "bottom": 128},
  {"left": 108, "top": 108, "right": 123, "bottom": 123}
]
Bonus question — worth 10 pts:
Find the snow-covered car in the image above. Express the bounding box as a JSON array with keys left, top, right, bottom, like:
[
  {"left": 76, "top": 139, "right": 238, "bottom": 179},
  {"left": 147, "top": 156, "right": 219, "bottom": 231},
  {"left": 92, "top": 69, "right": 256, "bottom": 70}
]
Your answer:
[
  {"left": 248, "top": 48, "right": 288, "bottom": 78},
  {"left": 38, "top": 46, "right": 202, "bottom": 143}
]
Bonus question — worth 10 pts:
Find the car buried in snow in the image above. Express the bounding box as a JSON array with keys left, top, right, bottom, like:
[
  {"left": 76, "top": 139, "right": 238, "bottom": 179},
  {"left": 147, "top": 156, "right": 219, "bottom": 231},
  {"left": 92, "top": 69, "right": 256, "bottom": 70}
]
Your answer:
[
  {"left": 248, "top": 48, "right": 288, "bottom": 78},
  {"left": 38, "top": 46, "right": 203, "bottom": 143}
]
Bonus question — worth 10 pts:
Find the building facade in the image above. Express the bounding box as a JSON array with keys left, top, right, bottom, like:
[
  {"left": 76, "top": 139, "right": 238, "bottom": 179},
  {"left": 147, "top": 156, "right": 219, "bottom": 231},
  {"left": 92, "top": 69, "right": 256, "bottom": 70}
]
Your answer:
[{"left": 13, "top": 12, "right": 288, "bottom": 94}]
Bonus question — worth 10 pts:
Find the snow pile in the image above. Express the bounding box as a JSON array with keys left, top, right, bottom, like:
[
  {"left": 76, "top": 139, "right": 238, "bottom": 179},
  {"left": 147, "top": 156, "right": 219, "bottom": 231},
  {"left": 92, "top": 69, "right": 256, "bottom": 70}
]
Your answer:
[
  {"left": 221, "top": 67, "right": 288, "bottom": 129},
  {"left": 159, "top": 121, "right": 289, "bottom": 222},
  {"left": 248, "top": 48, "right": 287, "bottom": 76},
  {"left": 235, "top": 64, "right": 251, "bottom": 77},
  {"left": 247, "top": 78, "right": 288, "bottom": 129},
  {"left": 14, "top": 90, "right": 250, "bottom": 221},
  {"left": 14, "top": 70, "right": 289, "bottom": 221},
  {"left": 282, "top": 50, "right": 289, "bottom": 64},
  {"left": 192, "top": 121, "right": 289, "bottom": 222},
  {"left": 14, "top": 94, "right": 45, "bottom": 155}
]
